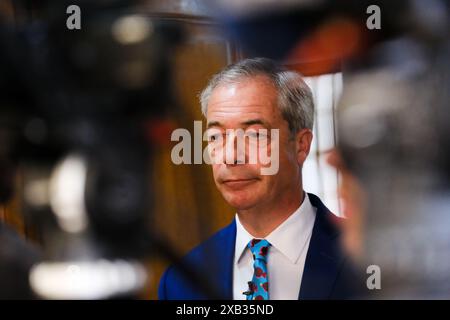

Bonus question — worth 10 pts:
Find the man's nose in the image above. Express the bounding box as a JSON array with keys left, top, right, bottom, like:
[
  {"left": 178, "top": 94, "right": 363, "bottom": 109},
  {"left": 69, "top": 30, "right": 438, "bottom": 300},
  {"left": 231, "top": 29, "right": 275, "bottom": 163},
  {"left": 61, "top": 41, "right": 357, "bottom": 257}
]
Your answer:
[{"left": 224, "top": 130, "right": 246, "bottom": 165}]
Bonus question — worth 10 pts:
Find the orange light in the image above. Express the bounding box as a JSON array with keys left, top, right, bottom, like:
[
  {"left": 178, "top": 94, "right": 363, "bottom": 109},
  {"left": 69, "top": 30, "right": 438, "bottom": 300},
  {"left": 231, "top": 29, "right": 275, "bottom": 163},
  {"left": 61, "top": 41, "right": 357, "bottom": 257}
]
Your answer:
[{"left": 286, "top": 17, "right": 363, "bottom": 76}]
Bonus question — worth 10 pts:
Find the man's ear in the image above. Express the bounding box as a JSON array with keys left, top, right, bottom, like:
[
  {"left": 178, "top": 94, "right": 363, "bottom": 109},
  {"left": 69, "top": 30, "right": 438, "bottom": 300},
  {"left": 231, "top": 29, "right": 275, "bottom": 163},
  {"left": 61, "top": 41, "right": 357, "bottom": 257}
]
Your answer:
[{"left": 296, "top": 128, "right": 313, "bottom": 165}]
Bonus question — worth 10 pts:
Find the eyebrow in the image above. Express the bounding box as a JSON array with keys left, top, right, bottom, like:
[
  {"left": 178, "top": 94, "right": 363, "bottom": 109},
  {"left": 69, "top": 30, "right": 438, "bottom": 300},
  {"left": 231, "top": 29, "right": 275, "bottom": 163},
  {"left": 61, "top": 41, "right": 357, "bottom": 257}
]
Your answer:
[
  {"left": 242, "top": 119, "right": 270, "bottom": 128},
  {"left": 207, "top": 119, "right": 270, "bottom": 129},
  {"left": 206, "top": 121, "right": 222, "bottom": 129}
]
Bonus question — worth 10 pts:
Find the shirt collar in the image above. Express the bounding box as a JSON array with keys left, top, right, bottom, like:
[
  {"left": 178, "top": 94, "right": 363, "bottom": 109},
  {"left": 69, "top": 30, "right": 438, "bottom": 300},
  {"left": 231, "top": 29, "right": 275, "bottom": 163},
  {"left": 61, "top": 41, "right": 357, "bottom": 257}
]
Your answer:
[{"left": 234, "top": 193, "right": 316, "bottom": 265}]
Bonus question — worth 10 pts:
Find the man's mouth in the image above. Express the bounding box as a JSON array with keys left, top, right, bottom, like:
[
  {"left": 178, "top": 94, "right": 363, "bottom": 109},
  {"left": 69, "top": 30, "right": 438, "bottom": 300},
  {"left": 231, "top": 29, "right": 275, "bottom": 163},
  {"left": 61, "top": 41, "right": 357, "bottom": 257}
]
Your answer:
[{"left": 222, "top": 178, "right": 259, "bottom": 188}]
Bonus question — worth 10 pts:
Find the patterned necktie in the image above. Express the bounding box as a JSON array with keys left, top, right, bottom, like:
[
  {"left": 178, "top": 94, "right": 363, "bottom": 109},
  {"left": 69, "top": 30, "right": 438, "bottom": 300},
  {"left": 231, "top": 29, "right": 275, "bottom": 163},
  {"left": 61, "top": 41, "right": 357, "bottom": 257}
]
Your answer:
[{"left": 245, "top": 239, "right": 271, "bottom": 300}]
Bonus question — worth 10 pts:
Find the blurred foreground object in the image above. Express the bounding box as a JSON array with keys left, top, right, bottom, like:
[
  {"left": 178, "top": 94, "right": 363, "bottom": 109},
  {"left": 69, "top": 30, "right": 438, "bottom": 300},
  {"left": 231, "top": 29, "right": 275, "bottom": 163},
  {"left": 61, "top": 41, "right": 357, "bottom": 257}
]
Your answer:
[
  {"left": 337, "top": 33, "right": 450, "bottom": 297},
  {"left": 0, "top": 0, "right": 184, "bottom": 299},
  {"left": 0, "top": 222, "right": 41, "bottom": 299}
]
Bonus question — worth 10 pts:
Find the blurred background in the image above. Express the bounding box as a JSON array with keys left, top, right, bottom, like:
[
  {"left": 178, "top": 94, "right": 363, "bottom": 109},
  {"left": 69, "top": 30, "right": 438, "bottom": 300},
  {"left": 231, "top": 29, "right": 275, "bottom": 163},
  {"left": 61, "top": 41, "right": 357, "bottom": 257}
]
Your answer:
[{"left": 0, "top": 0, "right": 449, "bottom": 299}]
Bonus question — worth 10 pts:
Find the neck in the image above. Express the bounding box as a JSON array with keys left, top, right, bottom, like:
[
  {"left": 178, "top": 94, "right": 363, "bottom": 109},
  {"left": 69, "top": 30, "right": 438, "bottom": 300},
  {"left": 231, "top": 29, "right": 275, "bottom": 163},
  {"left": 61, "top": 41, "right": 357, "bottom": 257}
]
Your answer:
[{"left": 237, "top": 188, "right": 305, "bottom": 238}]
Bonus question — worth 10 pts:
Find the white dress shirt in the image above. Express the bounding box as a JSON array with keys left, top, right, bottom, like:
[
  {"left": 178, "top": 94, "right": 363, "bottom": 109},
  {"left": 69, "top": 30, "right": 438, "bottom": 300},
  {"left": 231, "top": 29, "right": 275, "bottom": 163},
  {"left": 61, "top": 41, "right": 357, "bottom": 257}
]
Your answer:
[{"left": 232, "top": 193, "right": 317, "bottom": 300}]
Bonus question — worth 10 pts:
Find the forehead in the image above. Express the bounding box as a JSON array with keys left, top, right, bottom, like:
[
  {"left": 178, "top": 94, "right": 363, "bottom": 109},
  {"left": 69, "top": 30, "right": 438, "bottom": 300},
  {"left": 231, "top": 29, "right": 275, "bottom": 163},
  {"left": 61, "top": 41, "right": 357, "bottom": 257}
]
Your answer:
[{"left": 206, "top": 75, "right": 281, "bottom": 124}]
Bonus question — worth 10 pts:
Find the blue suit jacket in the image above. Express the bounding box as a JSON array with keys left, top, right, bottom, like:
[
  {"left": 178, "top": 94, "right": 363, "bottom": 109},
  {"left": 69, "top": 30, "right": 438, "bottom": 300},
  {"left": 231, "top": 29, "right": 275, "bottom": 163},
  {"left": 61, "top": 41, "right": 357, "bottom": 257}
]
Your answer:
[{"left": 158, "top": 193, "right": 362, "bottom": 300}]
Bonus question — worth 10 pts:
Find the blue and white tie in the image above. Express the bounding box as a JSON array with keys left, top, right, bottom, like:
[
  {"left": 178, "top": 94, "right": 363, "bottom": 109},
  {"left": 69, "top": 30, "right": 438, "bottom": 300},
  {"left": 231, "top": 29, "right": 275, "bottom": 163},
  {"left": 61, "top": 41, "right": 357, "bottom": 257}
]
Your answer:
[{"left": 245, "top": 239, "right": 271, "bottom": 300}]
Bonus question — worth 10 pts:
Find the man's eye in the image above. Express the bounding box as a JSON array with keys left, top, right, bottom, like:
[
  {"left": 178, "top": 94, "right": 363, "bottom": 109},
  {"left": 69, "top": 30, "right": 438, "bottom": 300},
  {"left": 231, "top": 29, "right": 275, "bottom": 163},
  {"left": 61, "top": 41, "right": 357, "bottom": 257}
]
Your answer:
[
  {"left": 245, "top": 131, "right": 267, "bottom": 139},
  {"left": 259, "top": 132, "right": 268, "bottom": 139},
  {"left": 245, "top": 131, "right": 259, "bottom": 138},
  {"left": 208, "top": 134, "right": 220, "bottom": 142}
]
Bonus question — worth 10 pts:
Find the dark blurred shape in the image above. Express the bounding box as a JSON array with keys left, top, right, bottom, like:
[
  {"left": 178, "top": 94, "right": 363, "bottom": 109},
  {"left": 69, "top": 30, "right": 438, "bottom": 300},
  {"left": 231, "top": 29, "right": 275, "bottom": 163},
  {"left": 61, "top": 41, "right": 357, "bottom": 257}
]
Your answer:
[
  {"left": 0, "top": 0, "right": 186, "bottom": 299},
  {"left": 0, "top": 222, "right": 41, "bottom": 299}
]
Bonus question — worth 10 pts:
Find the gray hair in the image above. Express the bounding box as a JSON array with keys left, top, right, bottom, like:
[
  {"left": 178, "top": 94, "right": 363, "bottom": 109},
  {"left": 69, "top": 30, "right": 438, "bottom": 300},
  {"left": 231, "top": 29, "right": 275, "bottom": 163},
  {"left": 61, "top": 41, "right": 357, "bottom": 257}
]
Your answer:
[{"left": 199, "top": 57, "right": 314, "bottom": 134}]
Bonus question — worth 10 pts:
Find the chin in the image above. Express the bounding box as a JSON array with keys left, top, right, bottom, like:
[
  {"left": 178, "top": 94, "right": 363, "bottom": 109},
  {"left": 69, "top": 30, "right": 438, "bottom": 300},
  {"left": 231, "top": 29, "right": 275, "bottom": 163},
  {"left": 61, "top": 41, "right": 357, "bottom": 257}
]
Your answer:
[{"left": 222, "top": 191, "right": 260, "bottom": 210}]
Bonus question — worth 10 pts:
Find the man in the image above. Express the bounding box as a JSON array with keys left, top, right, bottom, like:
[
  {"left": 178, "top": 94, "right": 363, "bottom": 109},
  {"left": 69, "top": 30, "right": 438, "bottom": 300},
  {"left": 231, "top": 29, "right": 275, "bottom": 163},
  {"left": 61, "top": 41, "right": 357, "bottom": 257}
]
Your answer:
[{"left": 159, "top": 58, "right": 362, "bottom": 300}]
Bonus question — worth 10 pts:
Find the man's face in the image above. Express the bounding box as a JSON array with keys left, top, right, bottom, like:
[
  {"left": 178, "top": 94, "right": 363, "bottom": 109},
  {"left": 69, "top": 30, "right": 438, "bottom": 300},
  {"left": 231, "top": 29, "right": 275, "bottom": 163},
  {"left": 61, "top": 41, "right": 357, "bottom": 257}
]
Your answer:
[{"left": 206, "top": 75, "right": 312, "bottom": 211}]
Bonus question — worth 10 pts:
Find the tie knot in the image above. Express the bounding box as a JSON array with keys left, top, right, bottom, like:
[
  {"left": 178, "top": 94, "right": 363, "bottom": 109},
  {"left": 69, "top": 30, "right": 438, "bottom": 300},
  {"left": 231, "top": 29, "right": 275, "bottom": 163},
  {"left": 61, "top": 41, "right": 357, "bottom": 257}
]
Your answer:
[{"left": 248, "top": 239, "right": 271, "bottom": 261}]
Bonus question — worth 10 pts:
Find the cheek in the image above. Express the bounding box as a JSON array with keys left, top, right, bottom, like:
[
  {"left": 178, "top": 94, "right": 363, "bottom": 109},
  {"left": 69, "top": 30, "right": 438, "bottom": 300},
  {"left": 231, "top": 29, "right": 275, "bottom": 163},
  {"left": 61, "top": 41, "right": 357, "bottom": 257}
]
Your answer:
[
  {"left": 277, "top": 148, "right": 300, "bottom": 177},
  {"left": 211, "top": 164, "right": 221, "bottom": 179},
  {"left": 283, "top": 141, "right": 300, "bottom": 164},
  {"left": 255, "top": 176, "right": 274, "bottom": 193}
]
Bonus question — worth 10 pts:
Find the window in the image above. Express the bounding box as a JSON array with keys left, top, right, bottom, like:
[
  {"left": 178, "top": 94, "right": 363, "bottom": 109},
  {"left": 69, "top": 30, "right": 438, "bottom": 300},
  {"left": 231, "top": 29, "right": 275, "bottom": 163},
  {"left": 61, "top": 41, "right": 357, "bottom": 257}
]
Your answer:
[{"left": 303, "top": 73, "right": 343, "bottom": 216}]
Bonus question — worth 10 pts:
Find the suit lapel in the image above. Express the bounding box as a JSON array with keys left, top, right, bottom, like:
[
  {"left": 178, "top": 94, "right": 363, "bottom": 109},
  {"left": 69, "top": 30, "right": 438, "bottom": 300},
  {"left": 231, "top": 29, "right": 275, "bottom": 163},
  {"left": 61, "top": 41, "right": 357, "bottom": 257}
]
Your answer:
[
  {"left": 298, "top": 193, "right": 344, "bottom": 299},
  {"left": 204, "top": 220, "right": 236, "bottom": 299}
]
